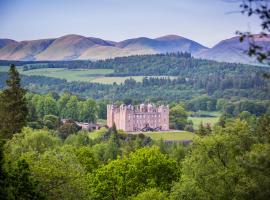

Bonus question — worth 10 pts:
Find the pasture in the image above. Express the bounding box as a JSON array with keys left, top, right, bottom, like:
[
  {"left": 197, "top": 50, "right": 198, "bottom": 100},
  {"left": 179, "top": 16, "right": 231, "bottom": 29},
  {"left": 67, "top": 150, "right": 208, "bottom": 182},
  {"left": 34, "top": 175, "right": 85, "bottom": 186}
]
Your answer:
[
  {"left": 22, "top": 68, "right": 114, "bottom": 82},
  {"left": 0, "top": 66, "right": 177, "bottom": 84},
  {"left": 189, "top": 111, "right": 221, "bottom": 129},
  {"left": 143, "top": 131, "right": 194, "bottom": 141}
]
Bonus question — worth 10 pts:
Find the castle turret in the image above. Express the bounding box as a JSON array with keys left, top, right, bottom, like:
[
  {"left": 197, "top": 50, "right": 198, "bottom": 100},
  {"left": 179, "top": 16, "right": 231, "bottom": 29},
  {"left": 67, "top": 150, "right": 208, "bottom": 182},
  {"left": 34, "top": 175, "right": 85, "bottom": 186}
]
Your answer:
[
  {"left": 158, "top": 105, "right": 169, "bottom": 130},
  {"left": 107, "top": 105, "right": 114, "bottom": 127}
]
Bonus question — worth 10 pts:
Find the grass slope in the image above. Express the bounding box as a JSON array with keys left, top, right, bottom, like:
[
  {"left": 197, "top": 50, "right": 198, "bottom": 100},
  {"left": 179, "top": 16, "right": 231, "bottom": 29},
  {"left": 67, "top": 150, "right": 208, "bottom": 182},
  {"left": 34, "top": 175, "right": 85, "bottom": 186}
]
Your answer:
[
  {"left": 143, "top": 131, "right": 194, "bottom": 141},
  {"left": 189, "top": 111, "right": 221, "bottom": 129},
  {"left": 0, "top": 66, "right": 177, "bottom": 84}
]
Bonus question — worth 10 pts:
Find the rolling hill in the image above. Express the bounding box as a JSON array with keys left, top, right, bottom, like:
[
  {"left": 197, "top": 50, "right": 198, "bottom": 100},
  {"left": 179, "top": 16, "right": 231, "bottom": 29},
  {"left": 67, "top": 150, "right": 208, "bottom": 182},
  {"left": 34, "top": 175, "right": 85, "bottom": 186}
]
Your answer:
[
  {"left": 0, "top": 34, "right": 207, "bottom": 61},
  {"left": 194, "top": 35, "right": 270, "bottom": 64},
  {"left": 0, "top": 34, "right": 269, "bottom": 63}
]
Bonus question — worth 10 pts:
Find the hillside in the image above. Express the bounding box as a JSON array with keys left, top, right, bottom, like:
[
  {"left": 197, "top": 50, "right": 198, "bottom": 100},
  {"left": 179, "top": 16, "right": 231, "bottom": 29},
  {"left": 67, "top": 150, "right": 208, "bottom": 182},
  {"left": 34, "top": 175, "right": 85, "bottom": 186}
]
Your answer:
[
  {"left": 194, "top": 35, "right": 270, "bottom": 64},
  {"left": 0, "top": 34, "right": 207, "bottom": 61}
]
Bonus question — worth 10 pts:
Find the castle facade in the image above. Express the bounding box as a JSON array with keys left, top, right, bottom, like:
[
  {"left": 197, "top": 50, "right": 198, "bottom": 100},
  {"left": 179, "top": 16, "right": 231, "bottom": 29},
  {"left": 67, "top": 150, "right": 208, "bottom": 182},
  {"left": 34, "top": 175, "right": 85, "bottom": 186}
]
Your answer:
[{"left": 107, "top": 103, "right": 169, "bottom": 132}]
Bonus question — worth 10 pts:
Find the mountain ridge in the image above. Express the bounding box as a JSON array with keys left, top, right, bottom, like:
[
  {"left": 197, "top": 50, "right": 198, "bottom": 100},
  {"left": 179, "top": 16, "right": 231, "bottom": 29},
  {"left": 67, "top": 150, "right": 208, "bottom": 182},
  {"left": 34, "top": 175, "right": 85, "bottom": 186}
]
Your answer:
[
  {"left": 0, "top": 34, "right": 208, "bottom": 61},
  {"left": 0, "top": 34, "right": 269, "bottom": 63}
]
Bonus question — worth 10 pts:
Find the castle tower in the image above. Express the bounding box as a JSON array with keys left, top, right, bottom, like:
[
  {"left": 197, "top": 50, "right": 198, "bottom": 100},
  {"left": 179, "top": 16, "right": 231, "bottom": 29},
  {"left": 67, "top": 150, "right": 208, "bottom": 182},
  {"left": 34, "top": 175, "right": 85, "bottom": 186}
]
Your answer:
[
  {"left": 107, "top": 105, "right": 114, "bottom": 127},
  {"left": 158, "top": 105, "right": 169, "bottom": 130}
]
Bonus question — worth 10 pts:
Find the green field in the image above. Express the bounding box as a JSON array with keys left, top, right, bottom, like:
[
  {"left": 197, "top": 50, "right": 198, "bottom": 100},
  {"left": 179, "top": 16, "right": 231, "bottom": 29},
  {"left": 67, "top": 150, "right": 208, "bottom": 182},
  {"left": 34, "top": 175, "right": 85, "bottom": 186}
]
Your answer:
[
  {"left": 0, "top": 66, "right": 176, "bottom": 84},
  {"left": 189, "top": 111, "right": 221, "bottom": 129},
  {"left": 0, "top": 66, "right": 11, "bottom": 72},
  {"left": 143, "top": 131, "right": 194, "bottom": 141},
  {"left": 91, "top": 76, "right": 176, "bottom": 84},
  {"left": 88, "top": 128, "right": 194, "bottom": 141},
  {"left": 22, "top": 68, "right": 114, "bottom": 82}
]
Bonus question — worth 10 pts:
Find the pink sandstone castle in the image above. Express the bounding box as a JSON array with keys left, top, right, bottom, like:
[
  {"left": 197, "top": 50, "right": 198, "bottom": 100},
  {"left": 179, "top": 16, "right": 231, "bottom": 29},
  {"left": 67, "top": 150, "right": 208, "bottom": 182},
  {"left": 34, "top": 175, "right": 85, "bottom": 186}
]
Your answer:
[{"left": 107, "top": 103, "right": 169, "bottom": 132}]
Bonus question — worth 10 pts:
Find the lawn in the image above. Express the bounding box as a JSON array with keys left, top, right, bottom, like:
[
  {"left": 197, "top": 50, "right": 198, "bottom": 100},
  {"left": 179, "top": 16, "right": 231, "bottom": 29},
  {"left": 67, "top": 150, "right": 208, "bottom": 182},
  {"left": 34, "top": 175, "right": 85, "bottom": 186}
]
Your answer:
[
  {"left": 21, "top": 68, "right": 114, "bottom": 82},
  {"left": 1, "top": 66, "right": 177, "bottom": 84},
  {"left": 189, "top": 111, "right": 221, "bottom": 129},
  {"left": 91, "top": 76, "right": 176, "bottom": 84},
  {"left": 143, "top": 131, "right": 194, "bottom": 141},
  {"left": 0, "top": 66, "right": 13, "bottom": 72}
]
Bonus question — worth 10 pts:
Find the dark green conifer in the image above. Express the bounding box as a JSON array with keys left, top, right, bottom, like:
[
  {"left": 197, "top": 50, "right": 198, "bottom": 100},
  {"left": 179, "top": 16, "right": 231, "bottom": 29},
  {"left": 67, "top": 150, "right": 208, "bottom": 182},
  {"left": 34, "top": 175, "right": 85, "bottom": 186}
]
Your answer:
[{"left": 0, "top": 64, "right": 28, "bottom": 139}]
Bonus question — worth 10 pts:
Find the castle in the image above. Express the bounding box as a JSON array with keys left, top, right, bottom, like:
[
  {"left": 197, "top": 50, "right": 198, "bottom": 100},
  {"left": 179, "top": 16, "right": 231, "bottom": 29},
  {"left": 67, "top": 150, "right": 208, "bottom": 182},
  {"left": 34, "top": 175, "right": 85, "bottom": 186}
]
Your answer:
[{"left": 107, "top": 103, "right": 169, "bottom": 132}]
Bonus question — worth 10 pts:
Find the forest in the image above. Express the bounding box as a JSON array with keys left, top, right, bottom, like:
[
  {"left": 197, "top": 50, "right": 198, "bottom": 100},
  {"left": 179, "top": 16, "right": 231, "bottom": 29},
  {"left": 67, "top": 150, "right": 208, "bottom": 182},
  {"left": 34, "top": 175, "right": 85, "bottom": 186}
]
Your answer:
[
  {"left": 0, "top": 65, "right": 270, "bottom": 200},
  {"left": 1, "top": 53, "right": 270, "bottom": 101}
]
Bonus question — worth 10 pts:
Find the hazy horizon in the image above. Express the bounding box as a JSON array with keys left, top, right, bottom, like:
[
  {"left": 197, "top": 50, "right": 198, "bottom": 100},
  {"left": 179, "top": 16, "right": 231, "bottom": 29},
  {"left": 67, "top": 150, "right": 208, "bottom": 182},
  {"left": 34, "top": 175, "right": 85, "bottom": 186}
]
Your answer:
[{"left": 0, "top": 0, "right": 261, "bottom": 47}]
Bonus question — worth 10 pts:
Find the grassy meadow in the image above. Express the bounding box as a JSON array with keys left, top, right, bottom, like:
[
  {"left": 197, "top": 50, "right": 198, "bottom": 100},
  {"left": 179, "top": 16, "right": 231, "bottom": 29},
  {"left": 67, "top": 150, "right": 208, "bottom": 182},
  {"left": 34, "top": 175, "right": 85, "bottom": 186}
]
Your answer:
[
  {"left": 0, "top": 66, "right": 176, "bottom": 84},
  {"left": 88, "top": 127, "right": 194, "bottom": 141},
  {"left": 143, "top": 131, "right": 194, "bottom": 141},
  {"left": 189, "top": 111, "right": 221, "bottom": 129},
  {"left": 22, "top": 68, "right": 114, "bottom": 82}
]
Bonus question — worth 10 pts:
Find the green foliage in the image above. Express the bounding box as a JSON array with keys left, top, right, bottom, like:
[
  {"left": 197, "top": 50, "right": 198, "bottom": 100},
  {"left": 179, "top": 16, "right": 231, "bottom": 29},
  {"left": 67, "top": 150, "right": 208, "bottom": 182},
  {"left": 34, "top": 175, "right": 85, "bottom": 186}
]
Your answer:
[
  {"left": 6, "top": 159, "right": 44, "bottom": 200},
  {"left": 97, "top": 100, "right": 107, "bottom": 119},
  {"left": 43, "top": 115, "right": 60, "bottom": 129},
  {"left": 23, "top": 147, "right": 89, "bottom": 200},
  {"left": 0, "top": 141, "right": 7, "bottom": 199},
  {"left": 64, "top": 131, "right": 93, "bottom": 147},
  {"left": 131, "top": 188, "right": 169, "bottom": 200},
  {"left": 236, "top": 143, "right": 270, "bottom": 199},
  {"left": 64, "top": 95, "right": 78, "bottom": 120},
  {"left": 186, "top": 95, "right": 217, "bottom": 111},
  {"left": 78, "top": 98, "right": 98, "bottom": 122},
  {"left": 1, "top": 53, "right": 270, "bottom": 102},
  {"left": 196, "top": 122, "right": 212, "bottom": 136},
  {"left": 0, "top": 65, "right": 28, "bottom": 139},
  {"left": 88, "top": 147, "right": 178, "bottom": 200},
  {"left": 75, "top": 146, "right": 98, "bottom": 173},
  {"left": 57, "top": 119, "right": 81, "bottom": 139},
  {"left": 171, "top": 119, "right": 269, "bottom": 200},
  {"left": 4, "top": 127, "right": 61, "bottom": 161},
  {"left": 255, "top": 115, "right": 270, "bottom": 143},
  {"left": 169, "top": 104, "right": 188, "bottom": 130},
  {"left": 0, "top": 141, "right": 43, "bottom": 200},
  {"left": 27, "top": 92, "right": 99, "bottom": 124}
]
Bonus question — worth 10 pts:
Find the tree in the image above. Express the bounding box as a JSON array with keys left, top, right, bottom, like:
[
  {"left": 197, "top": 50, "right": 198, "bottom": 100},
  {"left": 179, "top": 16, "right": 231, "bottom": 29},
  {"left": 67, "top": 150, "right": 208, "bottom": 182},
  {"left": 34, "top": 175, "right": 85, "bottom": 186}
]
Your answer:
[
  {"left": 64, "top": 132, "right": 93, "bottom": 147},
  {"left": 131, "top": 188, "right": 169, "bottom": 200},
  {"left": 237, "top": 0, "right": 270, "bottom": 66},
  {"left": 237, "top": 143, "right": 270, "bottom": 200},
  {"left": 0, "top": 65, "right": 28, "bottom": 139},
  {"left": 6, "top": 159, "right": 44, "bottom": 200},
  {"left": 0, "top": 141, "right": 7, "bottom": 199},
  {"left": 75, "top": 146, "right": 98, "bottom": 173},
  {"left": 255, "top": 114, "right": 270, "bottom": 143},
  {"left": 43, "top": 115, "right": 61, "bottom": 130},
  {"left": 88, "top": 147, "right": 178, "bottom": 200},
  {"left": 97, "top": 101, "right": 107, "bottom": 120},
  {"left": 57, "top": 92, "right": 71, "bottom": 118},
  {"left": 169, "top": 104, "right": 188, "bottom": 130},
  {"left": 22, "top": 147, "right": 89, "bottom": 200},
  {"left": 42, "top": 94, "right": 58, "bottom": 116},
  {"left": 57, "top": 119, "right": 81, "bottom": 139},
  {"left": 196, "top": 122, "right": 211, "bottom": 136},
  {"left": 78, "top": 98, "right": 97, "bottom": 122},
  {"left": 63, "top": 95, "right": 79, "bottom": 120},
  {"left": 170, "top": 120, "right": 265, "bottom": 200},
  {"left": 1, "top": 139, "right": 44, "bottom": 200},
  {"left": 4, "top": 128, "right": 61, "bottom": 161}
]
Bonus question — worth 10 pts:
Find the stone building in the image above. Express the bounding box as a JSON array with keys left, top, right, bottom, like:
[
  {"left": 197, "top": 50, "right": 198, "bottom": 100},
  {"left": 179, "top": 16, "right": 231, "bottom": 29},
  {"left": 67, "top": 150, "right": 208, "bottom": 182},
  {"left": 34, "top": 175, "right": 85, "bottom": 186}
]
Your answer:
[{"left": 107, "top": 103, "right": 169, "bottom": 132}]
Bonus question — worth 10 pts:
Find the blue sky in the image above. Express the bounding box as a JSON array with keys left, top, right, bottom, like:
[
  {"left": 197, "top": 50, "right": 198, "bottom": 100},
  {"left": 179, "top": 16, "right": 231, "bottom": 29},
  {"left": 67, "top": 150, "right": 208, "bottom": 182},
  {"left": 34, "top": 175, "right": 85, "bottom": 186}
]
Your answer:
[{"left": 0, "top": 0, "right": 261, "bottom": 47}]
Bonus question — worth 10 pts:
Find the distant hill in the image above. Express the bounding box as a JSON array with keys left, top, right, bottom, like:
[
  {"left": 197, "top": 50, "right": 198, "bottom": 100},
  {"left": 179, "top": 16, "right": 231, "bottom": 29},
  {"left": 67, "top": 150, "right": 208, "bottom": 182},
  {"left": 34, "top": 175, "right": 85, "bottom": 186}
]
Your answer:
[
  {"left": 194, "top": 35, "right": 270, "bottom": 64},
  {"left": 0, "top": 39, "right": 18, "bottom": 49},
  {"left": 0, "top": 34, "right": 207, "bottom": 61},
  {"left": 0, "top": 34, "right": 269, "bottom": 63}
]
